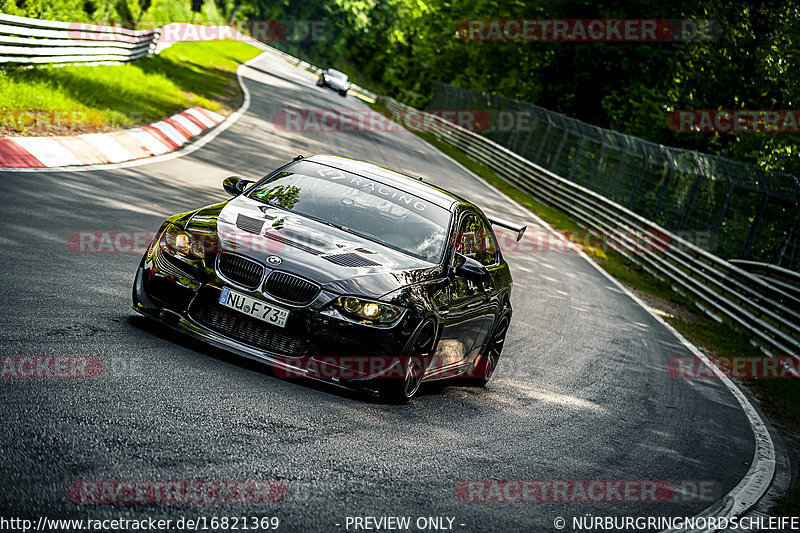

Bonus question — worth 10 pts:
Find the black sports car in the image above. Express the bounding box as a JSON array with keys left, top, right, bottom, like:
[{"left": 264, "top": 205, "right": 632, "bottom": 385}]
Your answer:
[
  {"left": 316, "top": 68, "right": 351, "bottom": 96},
  {"left": 133, "top": 155, "right": 525, "bottom": 402}
]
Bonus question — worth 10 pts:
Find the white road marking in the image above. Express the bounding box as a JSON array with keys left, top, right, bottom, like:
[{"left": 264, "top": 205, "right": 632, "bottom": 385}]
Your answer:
[{"left": 428, "top": 142, "right": 776, "bottom": 533}]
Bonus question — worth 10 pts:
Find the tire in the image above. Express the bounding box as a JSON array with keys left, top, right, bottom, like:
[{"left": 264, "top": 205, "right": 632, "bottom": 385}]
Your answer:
[
  {"left": 340, "top": 90, "right": 348, "bottom": 97},
  {"left": 382, "top": 320, "right": 436, "bottom": 404},
  {"left": 467, "top": 314, "right": 510, "bottom": 387}
]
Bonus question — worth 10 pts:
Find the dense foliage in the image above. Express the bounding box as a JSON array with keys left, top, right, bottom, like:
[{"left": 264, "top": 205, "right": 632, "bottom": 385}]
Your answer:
[
  {"left": 1, "top": 0, "right": 798, "bottom": 174},
  {"left": 270, "top": 0, "right": 799, "bottom": 176}
]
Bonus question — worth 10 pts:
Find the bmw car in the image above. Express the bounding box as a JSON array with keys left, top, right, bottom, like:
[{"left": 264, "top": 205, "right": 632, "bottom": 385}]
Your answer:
[
  {"left": 316, "top": 68, "right": 351, "bottom": 96},
  {"left": 132, "top": 155, "right": 525, "bottom": 402}
]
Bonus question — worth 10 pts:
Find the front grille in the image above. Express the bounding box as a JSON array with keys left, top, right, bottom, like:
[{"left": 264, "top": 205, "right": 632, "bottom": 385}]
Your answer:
[
  {"left": 322, "top": 253, "right": 381, "bottom": 268},
  {"left": 194, "top": 301, "right": 308, "bottom": 355},
  {"left": 217, "top": 253, "right": 264, "bottom": 289},
  {"left": 154, "top": 247, "right": 199, "bottom": 279},
  {"left": 236, "top": 213, "right": 265, "bottom": 234},
  {"left": 263, "top": 271, "right": 320, "bottom": 305}
]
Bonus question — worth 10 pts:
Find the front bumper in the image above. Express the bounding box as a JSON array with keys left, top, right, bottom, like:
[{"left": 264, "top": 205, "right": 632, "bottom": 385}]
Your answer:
[
  {"left": 132, "top": 252, "right": 421, "bottom": 383},
  {"left": 321, "top": 80, "right": 348, "bottom": 92}
]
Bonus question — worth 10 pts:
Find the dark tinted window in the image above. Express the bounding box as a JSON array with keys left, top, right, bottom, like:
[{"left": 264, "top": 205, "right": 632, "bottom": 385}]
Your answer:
[
  {"left": 455, "top": 213, "right": 499, "bottom": 266},
  {"left": 248, "top": 161, "right": 451, "bottom": 263},
  {"left": 327, "top": 70, "right": 348, "bottom": 80}
]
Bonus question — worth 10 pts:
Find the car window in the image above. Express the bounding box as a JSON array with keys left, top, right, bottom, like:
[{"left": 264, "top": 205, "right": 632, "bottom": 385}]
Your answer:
[
  {"left": 455, "top": 214, "right": 499, "bottom": 266},
  {"left": 248, "top": 161, "right": 451, "bottom": 263}
]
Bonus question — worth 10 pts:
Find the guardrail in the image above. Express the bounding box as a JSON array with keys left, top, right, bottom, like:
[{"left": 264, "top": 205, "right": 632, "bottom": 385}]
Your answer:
[
  {"left": 376, "top": 96, "right": 800, "bottom": 360},
  {"left": 0, "top": 14, "right": 159, "bottom": 64},
  {"left": 0, "top": 13, "right": 379, "bottom": 103},
  {"left": 430, "top": 82, "right": 800, "bottom": 273},
  {"left": 729, "top": 260, "right": 800, "bottom": 302},
  {"left": 0, "top": 15, "right": 286, "bottom": 66}
]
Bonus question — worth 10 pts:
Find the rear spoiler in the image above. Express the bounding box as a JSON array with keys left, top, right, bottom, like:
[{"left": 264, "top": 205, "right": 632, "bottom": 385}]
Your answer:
[{"left": 487, "top": 215, "right": 527, "bottom": 241}]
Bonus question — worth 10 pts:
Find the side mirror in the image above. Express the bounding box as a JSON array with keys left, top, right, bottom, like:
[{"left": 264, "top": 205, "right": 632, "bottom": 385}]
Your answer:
[
  {"left": 452, "top": 253, "right": 489, "bottom": 282},
  {"left": 223, "top": 176, "right": 253, "bottom": 196}
]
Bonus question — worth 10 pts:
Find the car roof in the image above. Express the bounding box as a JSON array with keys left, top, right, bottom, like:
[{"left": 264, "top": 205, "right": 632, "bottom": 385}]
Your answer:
[{"left": 304, "top": 155, "right": 466, "bottom": 210}]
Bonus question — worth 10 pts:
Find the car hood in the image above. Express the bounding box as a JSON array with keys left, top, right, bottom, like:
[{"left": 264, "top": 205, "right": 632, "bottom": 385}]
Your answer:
[
  {"left": 326, "top": 78, "right": 349, "bottom": 89},
  {"left": 188, "top": 195, "right": 442, "bottom": 299}
]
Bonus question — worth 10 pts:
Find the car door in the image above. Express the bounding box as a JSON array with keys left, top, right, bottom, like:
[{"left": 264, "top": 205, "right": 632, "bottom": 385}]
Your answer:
[{"left": 433, "top": 213, "right": 497, "bottom": 372}]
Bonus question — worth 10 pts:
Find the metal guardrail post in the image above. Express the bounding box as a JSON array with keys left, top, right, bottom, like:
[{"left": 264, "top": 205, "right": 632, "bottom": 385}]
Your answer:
[
  {"left": 569, "top": 137, "right": 586, "bottom": 179},
  {"left": 678, "top": 172, "right": 703, "bottom": 233},
  {"left": 627, "top": 153, "right": 649, "bottom": 208},
  {"left": 607, "top": 151, "right": 627, "bottom": 197},
  {"left": 586, "top": 143, "right": 604, "bottom": 188},
  {"left": 517, "top": 110, "right": 539, "bottom": 161},
  {"left": 534, "top": 120, "right": 552, "bottom": 163},
  {"left": 708, "top": 182, "right": 735, "bottom": 253},
  {"left": 741, "top": 191, "right": 771, "bottom": 260},
  {"left": 651, "top": 163, "right": 675, "bottom": 221},
  {"left": 551, "top": 128, "right": 570, "bottom": 173},
  {"left": 780, "top": 214, "right": 799, "bottom": 270}
]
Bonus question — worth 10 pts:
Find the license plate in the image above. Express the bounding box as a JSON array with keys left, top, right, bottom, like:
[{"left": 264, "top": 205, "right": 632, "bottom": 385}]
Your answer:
[{"left": 219, "top": 287, "right": 290, "bottom": 328}]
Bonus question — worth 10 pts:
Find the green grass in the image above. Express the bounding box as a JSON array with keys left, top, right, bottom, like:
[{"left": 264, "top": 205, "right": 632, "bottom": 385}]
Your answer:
[
  {"left": 0, "top": 40, "right": 261, "bottom": 135},
  {"left": 370, "top": 100, "right": 800, "bottom": 514}
]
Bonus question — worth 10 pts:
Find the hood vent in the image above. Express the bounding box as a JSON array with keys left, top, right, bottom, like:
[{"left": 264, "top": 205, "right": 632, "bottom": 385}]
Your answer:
[
  {"left": 322, "top": 253, "right": 381, "bottom": 268},
  {"left": 236, "top": 214, "right": 265, "bottom": 234},
  {"left": 281, "top": 228, "right": 328, "bottom": 249},
  {"left": 264, "top": 231, "right": 323, "bottom": 256}
]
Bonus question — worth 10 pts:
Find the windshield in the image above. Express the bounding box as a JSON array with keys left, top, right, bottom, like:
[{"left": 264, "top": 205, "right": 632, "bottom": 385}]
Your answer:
[
  {"left": 327, "top": 70, "right": 348, "bottom": 80},
  {"left": 248, "top": 161, "right": 451, "bottom": 263}
]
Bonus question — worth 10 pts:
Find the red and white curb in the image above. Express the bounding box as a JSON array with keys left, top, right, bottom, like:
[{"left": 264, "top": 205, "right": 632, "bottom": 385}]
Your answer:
[{"left": 0, "top": 106, "right": 223, "bottom": 168}]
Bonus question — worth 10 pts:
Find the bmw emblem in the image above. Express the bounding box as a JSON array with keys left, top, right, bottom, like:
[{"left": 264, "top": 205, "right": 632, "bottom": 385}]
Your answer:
[{"left": 267, "top": 255, "right": 282, "bottom": 265}]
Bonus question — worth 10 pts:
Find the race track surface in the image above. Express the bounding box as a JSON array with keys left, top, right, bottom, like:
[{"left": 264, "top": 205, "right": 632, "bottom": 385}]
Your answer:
[{"left": 0, "top": 52, "right": 757, "bottom": 531}]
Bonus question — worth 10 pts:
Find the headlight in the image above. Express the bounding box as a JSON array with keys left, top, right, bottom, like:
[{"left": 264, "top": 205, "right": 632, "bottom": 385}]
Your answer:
[
  {"left": 162, "top": 224, "right": 205, "bottom": 261},
  {"left": 333, "top": 297, "right": 403, "bottom": 324}
]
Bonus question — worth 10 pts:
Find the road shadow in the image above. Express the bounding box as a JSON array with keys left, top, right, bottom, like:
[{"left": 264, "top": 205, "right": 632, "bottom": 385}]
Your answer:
[{"left": 127, "top": 313, "right": 388, "bottom": 404}]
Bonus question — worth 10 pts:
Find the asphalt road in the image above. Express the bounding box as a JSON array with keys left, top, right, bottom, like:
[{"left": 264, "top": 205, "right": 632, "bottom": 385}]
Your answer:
[{"left": 0, "top": 51, "right": 759, "bottom": 531}]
